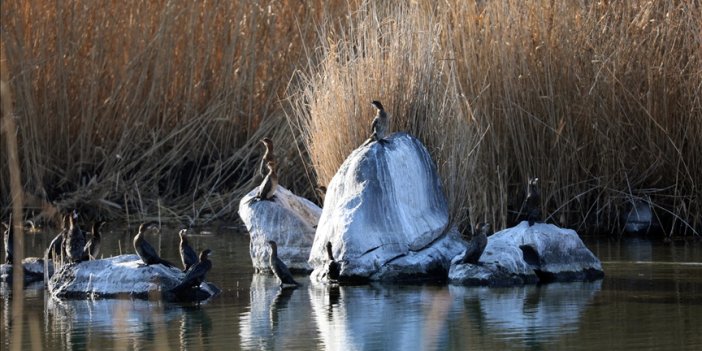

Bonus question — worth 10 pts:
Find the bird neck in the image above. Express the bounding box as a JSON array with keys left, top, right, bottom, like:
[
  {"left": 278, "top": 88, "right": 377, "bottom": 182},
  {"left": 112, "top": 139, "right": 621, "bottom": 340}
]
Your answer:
[{"left": 326, "top": 246, "right": 334, "bottom": 261}]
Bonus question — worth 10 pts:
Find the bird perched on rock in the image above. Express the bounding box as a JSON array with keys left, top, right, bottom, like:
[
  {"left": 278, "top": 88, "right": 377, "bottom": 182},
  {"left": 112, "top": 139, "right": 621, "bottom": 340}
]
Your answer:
[
  {"left": 325, "top": 241, "right": 341, "bottom": 282},
  {"left": 461, "top": 223, "right": 490, "bottom": 264},
  {"left": 526, "top": 177, "right": 541, "bottom": 226},
  {"left": 370, "top": 100, "right": 389, "bottom": 143},
  {"left": 179, "top": 229, "right": 198, "bottom": 272},
  {"left": 133, "top": 222, "right": 176, "bottom": 268},
  {"left": 83, "top": 220, "right": 106, "bottom": 260},
  {"left": 65, "top": 213, "right": 86, "bottom": 263},
  {"left": 170, "top": 249, "right": 212, "bottom": 293},
  {"left": 2, "top": 217, "right": 13, "bottom": 264},
  {"left": 256, "top": 160, "right": 278, "bottom": 201},
  {"left": 259, "top": 137, "right": 276, "bottom": 178},
  {"left": 267, "top": 240, "right": 300, "bottom": 287}
]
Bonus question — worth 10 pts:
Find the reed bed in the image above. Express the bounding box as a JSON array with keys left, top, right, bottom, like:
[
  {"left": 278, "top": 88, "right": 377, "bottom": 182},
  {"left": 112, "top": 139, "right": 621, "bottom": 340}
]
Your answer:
[
  {"left": 287, "top": 0, "right": 701, "bottom": 235},
  {"left": 1, "top": 1, "right": 700, "bottom": 235},
  {"left": 1, "top": 0, "right": 329, "bottom": 225}
]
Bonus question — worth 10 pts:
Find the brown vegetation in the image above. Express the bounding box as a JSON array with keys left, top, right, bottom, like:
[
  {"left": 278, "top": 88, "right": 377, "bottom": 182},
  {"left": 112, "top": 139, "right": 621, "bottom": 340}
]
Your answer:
[{"left": 2, "top": 1, "right": 700, "bottom": 235}]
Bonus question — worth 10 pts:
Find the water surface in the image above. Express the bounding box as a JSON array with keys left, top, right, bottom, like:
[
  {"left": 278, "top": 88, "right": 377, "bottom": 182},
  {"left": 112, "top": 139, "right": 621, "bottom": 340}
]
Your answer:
[{"left": 1, "top": 226, "right": 701, "bottom": 350}]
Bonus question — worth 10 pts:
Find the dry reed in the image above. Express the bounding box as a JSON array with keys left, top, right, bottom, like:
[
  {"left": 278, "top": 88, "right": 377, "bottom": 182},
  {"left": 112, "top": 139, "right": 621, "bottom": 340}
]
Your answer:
[
  {"left": 0, "top": 0, "right": 330, "bottom": 225},
  {"left": 287, "top": 1, "right": 701, "bottom": 236},
  {"left": 1, "top": 1, "right": 700, "bottom": 235}
]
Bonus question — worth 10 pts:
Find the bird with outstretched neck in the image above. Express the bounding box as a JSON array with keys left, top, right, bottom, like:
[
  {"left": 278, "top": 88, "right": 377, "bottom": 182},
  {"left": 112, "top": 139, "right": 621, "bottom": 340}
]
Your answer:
[
  {"left": 526, "top": 177, "right": 541, "bottom": 226},
  {"left": 179, "top": 229, "right": 198, "bottom": 272},
  {"left": 461, "top": 223, "right": 490, "bottom": 264},
  {"left": 65, "top": 213, "right": 86, "bottom": 263},
  {"left": 325, "top": 241, "right": 340, "bottom": 282},
  {"left": 267, "top": 240, "right": 300, "bottom": 287},
  {"left": 133, "top": 222, "right": 176, "bottom": 268},
  {"left": 370, "top": 100, "right": 389, "bottom": 143},
  {"left": 259, "top": 138, "right": 275, "bottom": 178},
  {"left": 170, "top": 249, "right": 212, "bottom": 293},
  {"left": 83, "top": 220, "right": 106, "bottom": 260}
]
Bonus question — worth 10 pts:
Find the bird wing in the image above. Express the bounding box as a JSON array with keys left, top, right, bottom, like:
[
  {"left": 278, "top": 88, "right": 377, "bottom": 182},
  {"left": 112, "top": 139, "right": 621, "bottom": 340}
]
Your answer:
[{"left": 140, "top": 239, "right": 160, "bottom": 261}]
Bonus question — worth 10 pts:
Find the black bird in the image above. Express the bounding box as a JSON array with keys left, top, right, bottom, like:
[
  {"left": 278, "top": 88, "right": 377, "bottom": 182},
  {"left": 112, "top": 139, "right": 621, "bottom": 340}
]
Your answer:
[
  {"left": 170, "top": 249, "right": 212, "bottom": 293},
  {"left": 46, "top": 214, "right": 70, "bottom": 262},
  {"left": 84, "top": 220, "right": 106, "bottom": 260},
  {"left": 259, "top": 138, "right": 276, "bottom": 178},
  {"left": 526, "top": 177, "right": 541, "bottom": 226},
  {"left": 65, "top": 214, "right": 86, "bottom": 263},
  {"left": 461, "top": 223, "right": 490, "bottom": 264},
  {"left": 256, "top": 160, "right": 278, "bottom": 201},
  {"left": 179, "top": 229, "right": 198, "bottom": 272},
  {"left": 2, "top": 217, "right": 12, "bottom": 264},
  {"left": 370, "top": 100, "right": 389, "bottom": 143},
  {"left": 325, "top": 241, "right": 340, "bottom": 281},
  {"left": 267, "top": 240, "right": 300, "bottom": 287},
  {"left": 133, "top": 222, "right": 176, "bottom": 268}
]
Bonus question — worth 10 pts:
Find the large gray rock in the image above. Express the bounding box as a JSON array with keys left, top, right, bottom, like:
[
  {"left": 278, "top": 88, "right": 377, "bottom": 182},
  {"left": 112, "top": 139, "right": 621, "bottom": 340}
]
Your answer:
[
  {"left": 449, "top": 221, "right": 604, "bottom": 286},
  {"left": 48, "top": 254, "right": 219, "bottom": 302},
  {"left": 309, "top": 132, "right": 467, "bottom": 282},
  {"left": 0, "top": 257, "right": 54, "bottom": 285},
  {"left": 239, "top": 185, "right": 321, "bottom": 273}
]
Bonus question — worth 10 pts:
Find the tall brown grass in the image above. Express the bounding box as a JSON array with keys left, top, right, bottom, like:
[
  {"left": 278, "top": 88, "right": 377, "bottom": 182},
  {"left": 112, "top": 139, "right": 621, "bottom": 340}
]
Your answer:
[
  {"left": 0, "top": 0, "right": 330, "bottom": 225},
  {"left": 1, "top": 1, "right": 700, "bottom": 235},
  {"left": 288, "top": 1, "right": 701, "bottom": 235}
]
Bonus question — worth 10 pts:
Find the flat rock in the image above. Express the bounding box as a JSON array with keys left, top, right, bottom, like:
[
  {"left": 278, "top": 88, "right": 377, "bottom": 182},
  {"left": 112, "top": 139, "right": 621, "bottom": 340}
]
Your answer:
[
  {"left": 309, "top": 132, "right": 467, "bottom": 282},
  {"left": 48, "top": 254, "right": 218, "bottom": 302},
  {"left": 449, "top": 221, "right": 604, "bottom": 286},
  {"left": 239, "top": 185, "right": 321, "bottom": 273},
  {"left": 0, "top": 257, "right": 54, "bottom": 285}
]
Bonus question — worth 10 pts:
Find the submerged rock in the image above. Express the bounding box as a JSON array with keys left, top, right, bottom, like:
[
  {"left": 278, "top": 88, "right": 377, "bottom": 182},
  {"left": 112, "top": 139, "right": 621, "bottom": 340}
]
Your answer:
[
  {"left": 48, "top": 254, "right": 218, "bottom": 302},
  {"left": 449, "top": 221, "right": 604, "bottom": 286},
  {"left": 239, "top": 185, "right": 321, "bottom": 273},
  {"left": 309, "top": 132, "right": 467, "bottom": 282},
  {"left": 0, "top": 257, "right": 54, "bottom": 285}
]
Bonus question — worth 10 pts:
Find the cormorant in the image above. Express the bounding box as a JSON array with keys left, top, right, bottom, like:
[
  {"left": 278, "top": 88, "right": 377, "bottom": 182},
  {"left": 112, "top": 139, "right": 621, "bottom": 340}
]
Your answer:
[
  {"left": 256, "top": 160, "right": 278, "bottom": 201},
  {"left": 133, "top": 222, "right": 176, "bottom": 268},
  {"left": 179, "top": 229, "right": 198, "bottom": 272},
  {"left": 170, "top": 249, "right": 212, "bottom": 293},
  {"left": 259, "top": 138, "right": 276, "bottom": 178},
  {"left": 65, "top": 214, "right": 86, "bottom": 263},
  {"left": 370, "top": 100, "right": 389, "bottom": 142},
  {"left": 83, "top": 220, "right": 106, "bottom": 260},
  {"left": 461, "top": 223, "right": 490, "bottom": 264},
  {"left": 526, "top": 177, "right": 541, "bottom": 226},
  {"left": 267, "top": 240, "right": 300, "bottom": 287},
  {"left": 2, "top": 217, "right": 12, "bottom": 264},
  {"left": 325, "top": 241, "right": 340, "bottom": 281}
]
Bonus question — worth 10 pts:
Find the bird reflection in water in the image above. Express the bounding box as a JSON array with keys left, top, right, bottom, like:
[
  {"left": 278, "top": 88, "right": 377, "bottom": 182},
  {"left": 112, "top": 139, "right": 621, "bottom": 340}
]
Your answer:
[
  {"left": 179, "top": 305, "right": 213, "bottom": 349},
  {"left": 327, "top": 285, "right": 341, "bottom": 321},
  {"left": 269, "top": 287, "right": 296, "bottom": 331}
]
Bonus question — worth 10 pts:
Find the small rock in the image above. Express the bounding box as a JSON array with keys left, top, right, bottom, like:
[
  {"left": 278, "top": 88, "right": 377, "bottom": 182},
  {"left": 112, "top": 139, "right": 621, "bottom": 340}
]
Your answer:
[
  {"left": 449, "top": 221, "right": 604, "bottom": 286},
  {"left": 239, "top": 185, "right": 321, "bottom": 273},
  {"left": 48, "top": 254, "right": 218, "bottom": 302},
  {"left": 0, "top": 257, "right": 54, "bottom": 285}
]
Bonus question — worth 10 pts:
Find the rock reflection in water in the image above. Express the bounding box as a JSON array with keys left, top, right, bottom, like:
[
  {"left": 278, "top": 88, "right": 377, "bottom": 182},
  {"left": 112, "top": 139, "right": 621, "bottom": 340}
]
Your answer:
[
  {"left": 449, "top": 281, "right": 602, "bottom": 345},
  {"left": 46, "top": 297, "right": 185, "bottom": 349},
  {"left": 239, "top": 274, "right": 315, "bottom": 350}
]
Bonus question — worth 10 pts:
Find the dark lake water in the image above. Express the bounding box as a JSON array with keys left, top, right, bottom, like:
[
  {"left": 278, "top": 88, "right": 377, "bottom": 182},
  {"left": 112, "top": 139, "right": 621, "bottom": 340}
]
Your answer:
[{"left": 1, "top": 224, "right": 701, "bottom": 350}]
